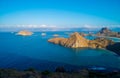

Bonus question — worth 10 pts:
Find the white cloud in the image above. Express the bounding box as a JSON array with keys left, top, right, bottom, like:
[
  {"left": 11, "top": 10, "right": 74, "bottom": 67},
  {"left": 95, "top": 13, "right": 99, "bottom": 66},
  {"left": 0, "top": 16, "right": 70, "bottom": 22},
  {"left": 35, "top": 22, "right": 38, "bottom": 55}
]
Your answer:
[
  {"left": 37, "top": 24, "right": 57, "bottom": 28},
  {"left": 0, "top": 24, "right": 120, "bottom": 29},
  {"left": 84, "top": 24, "right": 92, "bottom": 28},
  {"left": 83, "top": 24, "right": 106, "bottom": 28},
  {"left": 40, "top": 24, "right": 47, "bottom": 27}
]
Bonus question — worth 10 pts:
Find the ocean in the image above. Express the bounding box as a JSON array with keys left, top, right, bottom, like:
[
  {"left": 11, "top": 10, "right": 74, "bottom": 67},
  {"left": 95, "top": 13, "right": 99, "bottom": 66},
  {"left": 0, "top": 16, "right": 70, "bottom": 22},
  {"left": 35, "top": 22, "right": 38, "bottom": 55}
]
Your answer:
[{"left": 0, "top": 31, "right": 120, "bottom": 71}]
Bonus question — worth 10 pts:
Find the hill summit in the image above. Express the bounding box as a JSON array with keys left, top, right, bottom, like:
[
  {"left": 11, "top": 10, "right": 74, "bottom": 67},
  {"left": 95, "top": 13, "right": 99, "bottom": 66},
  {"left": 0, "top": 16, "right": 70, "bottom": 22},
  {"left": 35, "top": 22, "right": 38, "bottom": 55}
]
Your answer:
[{"left": 48, "top": 32, "right": 114, "bottom": 48}]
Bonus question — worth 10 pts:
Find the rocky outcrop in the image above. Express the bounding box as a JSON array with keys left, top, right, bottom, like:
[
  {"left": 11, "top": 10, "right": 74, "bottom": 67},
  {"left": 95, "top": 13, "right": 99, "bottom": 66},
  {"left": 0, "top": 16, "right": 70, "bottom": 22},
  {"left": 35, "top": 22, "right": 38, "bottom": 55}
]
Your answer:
[
  {"left": 17, "top": 30, "right": 33, "bottom": 36},
  {"left": 48, "top": 32, "right": 114, "bottom": 48},
  {"left": 89, "top": 38, "right": 114, "bottom": 48},
  {"left": 96, "top": 27, "right": 120, "bottom": 38},
  {"left": 99, "top": 27, "right": 111, "bottom": 34},
  {"left": 48, "top": 32, "right": 89, "bottom": 48},
  {"left": 48, "top": 38, "right": 67, "bottom": 45}
]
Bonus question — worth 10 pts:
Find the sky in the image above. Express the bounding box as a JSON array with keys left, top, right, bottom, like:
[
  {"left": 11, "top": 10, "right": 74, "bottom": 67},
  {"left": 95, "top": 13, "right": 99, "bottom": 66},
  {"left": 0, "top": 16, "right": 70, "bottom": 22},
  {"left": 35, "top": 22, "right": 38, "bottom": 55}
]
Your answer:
[{"left": 0, "top": 0, "right": 120, "bottom": 28}]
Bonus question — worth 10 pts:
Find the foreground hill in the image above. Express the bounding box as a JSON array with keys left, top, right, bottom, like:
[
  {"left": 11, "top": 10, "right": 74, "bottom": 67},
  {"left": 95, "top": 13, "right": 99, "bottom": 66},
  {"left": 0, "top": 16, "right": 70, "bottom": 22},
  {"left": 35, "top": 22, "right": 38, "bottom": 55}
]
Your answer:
[
  {"left": 106, "top": 43, "right": 120, "bottom": 55},
  {"left": 0, "top": 68, "right": 120, "bottom": 78}
]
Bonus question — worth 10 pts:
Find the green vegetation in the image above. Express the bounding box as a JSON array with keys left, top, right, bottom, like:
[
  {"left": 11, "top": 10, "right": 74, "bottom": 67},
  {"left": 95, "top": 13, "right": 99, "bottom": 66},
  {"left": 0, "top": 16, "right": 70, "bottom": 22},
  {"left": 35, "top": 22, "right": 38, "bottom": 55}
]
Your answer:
[{"left": 0, "top": 67, "right": 120, "bottom": 78}]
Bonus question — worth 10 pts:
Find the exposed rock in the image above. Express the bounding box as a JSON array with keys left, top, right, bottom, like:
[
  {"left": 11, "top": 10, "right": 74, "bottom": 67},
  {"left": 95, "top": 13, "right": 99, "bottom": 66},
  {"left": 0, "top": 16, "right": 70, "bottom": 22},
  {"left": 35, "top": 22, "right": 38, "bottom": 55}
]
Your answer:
[
  {"left": 17, "top": 30, "right": 33, "bottom": 36},
  {"left": 48, "top": 32, "right": 114, "bottom": 48},
  {"left": 96, "top": 27, "right": 120, "bottom": 37},
  {"left": 99, "top": 27, "right": 111, "bottom": 34},
  {"left": 89, "top": 38, "right": 114, "bottom": 48},
  {"left": 64, "top": 32, "right": 89, "bottom": 48},
  {"left": 48, "top": 32, "right": 89, "bottom": 48},
  {"left": 48, "top": 38, "right": 67, "bottom": 45}
]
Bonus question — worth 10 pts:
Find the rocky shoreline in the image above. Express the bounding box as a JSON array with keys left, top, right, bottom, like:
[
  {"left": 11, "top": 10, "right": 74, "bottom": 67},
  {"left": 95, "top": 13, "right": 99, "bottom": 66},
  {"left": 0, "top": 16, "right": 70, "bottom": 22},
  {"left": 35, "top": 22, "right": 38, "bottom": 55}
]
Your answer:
[
  {"left": 48, "top": 32, "right": 120, "bottom": 55},
  {"left": 48, "top": 32, "right": 114, "bottom": 48}
]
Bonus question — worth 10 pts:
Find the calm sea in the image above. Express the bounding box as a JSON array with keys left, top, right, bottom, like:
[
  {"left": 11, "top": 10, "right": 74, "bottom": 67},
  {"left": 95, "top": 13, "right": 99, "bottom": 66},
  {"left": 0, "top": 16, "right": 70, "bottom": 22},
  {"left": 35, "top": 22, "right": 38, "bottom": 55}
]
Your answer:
[{"left": 0, "top": 31, "right": 120, "bottom": 71}]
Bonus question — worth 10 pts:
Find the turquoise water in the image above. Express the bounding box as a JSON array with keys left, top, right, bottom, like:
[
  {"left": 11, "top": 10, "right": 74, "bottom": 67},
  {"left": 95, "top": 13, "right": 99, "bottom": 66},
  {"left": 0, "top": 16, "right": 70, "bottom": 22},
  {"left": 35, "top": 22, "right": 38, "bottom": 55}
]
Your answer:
[{"left": 0, "top": 32, "right": 120, "bottom": 70}]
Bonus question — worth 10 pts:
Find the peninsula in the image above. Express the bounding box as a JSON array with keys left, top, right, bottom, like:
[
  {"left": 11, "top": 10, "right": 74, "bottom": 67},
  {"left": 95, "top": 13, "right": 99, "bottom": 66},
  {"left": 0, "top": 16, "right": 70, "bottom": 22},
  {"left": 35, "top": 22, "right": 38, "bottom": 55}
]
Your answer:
[{"left": 48, "top": 32, "right": 114, "bottom": 48}]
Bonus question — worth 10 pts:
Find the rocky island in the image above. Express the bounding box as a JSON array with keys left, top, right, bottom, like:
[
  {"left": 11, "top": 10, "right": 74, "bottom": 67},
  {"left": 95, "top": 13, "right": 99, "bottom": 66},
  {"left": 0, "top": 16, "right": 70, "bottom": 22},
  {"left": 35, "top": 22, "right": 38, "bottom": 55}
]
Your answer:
[
  {"left": 48, "top": 32, "right": 114, "bottom": 48},
  {"left": 17, "top": 30, "right": 33, "bottom": 36},
  {"left": 96, "top": 27, "right": 120, "bottom": 38}
]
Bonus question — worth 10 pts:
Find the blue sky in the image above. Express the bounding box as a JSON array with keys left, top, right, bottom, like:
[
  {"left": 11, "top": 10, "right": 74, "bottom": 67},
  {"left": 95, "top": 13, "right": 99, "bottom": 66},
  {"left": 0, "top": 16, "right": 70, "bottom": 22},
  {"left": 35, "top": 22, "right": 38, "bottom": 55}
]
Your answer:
[{"left": 0, "top": 0, "right": 120, "bottom": 27}]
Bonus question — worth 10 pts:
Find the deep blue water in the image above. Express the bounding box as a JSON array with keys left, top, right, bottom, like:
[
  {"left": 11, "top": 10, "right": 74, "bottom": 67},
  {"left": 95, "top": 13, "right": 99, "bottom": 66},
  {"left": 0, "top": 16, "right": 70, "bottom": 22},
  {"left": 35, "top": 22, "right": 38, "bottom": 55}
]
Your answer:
[{"left": 0, "top": 32, "right": 120, "bottom": 71}]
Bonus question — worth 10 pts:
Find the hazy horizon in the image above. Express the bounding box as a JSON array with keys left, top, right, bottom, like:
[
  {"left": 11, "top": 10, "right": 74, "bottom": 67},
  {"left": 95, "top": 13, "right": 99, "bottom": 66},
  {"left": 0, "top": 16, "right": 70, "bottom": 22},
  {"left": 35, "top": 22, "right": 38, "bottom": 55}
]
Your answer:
[{"left": 0, "top": 0, "right": 120, "bottom": 30}]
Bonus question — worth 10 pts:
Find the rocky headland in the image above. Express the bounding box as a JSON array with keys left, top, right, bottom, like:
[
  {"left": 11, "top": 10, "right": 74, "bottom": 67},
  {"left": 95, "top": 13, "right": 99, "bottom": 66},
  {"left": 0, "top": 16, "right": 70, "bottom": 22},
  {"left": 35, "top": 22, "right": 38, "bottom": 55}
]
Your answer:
[
  {"left": 17, "top": 30, "right": 33, "bottom": 36},
  {"left": 48, "top": 32, "right": 114, "bottom": 48}
]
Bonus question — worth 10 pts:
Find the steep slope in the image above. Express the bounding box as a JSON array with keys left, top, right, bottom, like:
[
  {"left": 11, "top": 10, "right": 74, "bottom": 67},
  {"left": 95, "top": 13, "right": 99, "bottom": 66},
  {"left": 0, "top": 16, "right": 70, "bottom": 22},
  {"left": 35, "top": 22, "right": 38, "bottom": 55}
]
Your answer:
[
  {"left": 64, "top": 32, "right": 89, "bottom": 48},
  {"left": 48, "top": 32, "right": 89, "bottom": 48},
  {"left": 48, "top": 32, "right": 114, "bottom": 49},
  {"left": 106, "top": 43, "right": 120, "bottom": 55}
]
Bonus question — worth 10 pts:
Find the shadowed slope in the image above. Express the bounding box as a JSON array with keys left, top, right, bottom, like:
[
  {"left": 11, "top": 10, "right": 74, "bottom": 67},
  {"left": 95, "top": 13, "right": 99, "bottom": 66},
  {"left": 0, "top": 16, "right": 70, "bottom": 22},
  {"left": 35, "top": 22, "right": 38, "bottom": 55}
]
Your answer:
[{"left": 106, "top": 43, "right": 120, "bottom": 55}]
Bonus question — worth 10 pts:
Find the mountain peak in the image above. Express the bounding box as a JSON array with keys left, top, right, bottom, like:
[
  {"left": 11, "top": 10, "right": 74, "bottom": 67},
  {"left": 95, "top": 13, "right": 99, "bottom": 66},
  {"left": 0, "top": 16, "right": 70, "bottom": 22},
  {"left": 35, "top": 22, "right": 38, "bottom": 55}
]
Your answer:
[
  {"left": 65, "top": 32, "right": 88, "bottom": 48},
  {"left": 48, "top": 32, "right": 114, "bottom": 48},
  {"left": 70, "top": 32, "right": 85, "bottom": 39},
  {"left": 48, "top": 32, "right": 89, "bottom": 48},
  {"left": 100, "top": 27, "right": 111, "bottom": 34}
]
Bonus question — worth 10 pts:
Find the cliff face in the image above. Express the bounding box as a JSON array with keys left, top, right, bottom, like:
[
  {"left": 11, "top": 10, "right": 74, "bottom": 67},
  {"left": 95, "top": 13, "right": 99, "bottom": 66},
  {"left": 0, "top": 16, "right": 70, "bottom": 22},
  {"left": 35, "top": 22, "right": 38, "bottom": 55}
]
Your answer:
[
  {"left": 17, "top": 30, "right": 33, "bottom": 36},
  {"left": 48, "top": 32, "right": 114, "bottom": 48}
]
